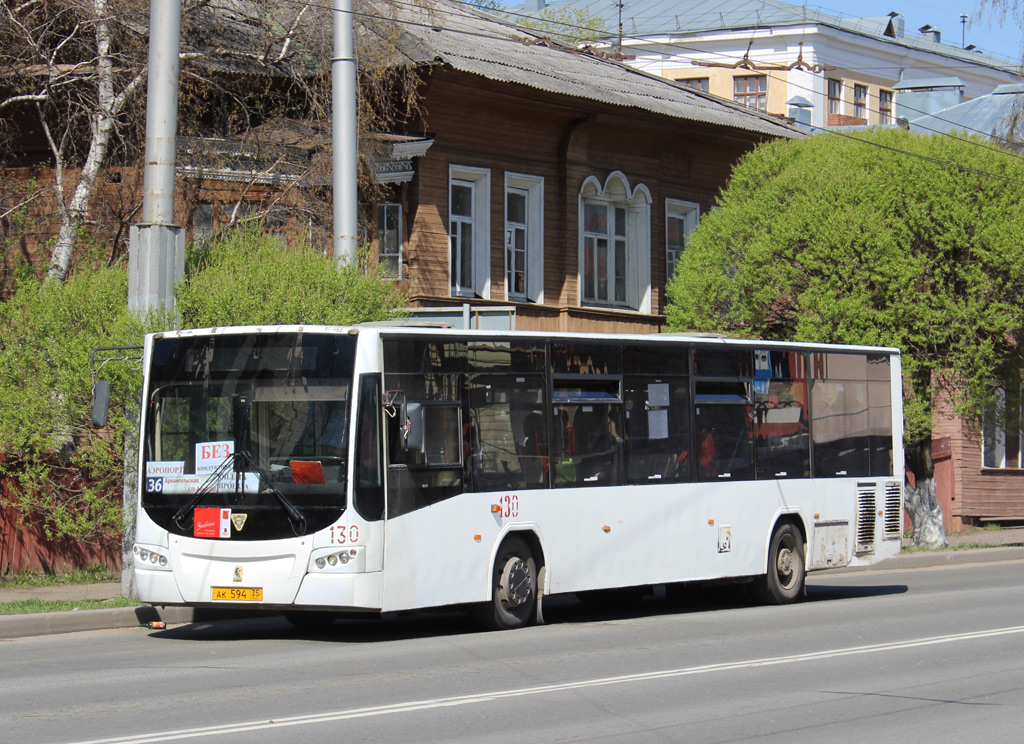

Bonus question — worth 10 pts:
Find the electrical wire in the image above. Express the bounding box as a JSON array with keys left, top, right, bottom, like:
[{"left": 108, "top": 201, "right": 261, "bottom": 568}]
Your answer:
[{"left": 268, "top": 0, "right": 1024, "bottom": 182}]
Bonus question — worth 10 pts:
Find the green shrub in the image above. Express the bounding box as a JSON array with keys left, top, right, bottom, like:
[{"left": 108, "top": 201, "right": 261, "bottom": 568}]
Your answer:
[
  {"left": 0, "top": 228, "right": 405, "bottom": 545},
  {"left": 177, "top": 227, "right": 406, "bottom": 327},
  {"left": 0, "top": 265, "right": 152, "bottom": 544}
]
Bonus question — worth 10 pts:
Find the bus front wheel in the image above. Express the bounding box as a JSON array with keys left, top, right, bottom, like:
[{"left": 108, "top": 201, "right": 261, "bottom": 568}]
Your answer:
[
  {"left": 752, "top": 521, "right": 805, "bottom": 605},
  {"left": 474, "top": 535, "right": 537, "bottom": 631}
]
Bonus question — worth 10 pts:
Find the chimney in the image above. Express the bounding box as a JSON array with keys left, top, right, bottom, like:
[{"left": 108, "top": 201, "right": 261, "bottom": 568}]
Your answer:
[
  {"left": 919, "top": 24, "right": 942, "bottom": 44},
  {"left": 884, "top": 12, "right": 904, "bottom": 39},
  {"left": 524, "top": 0, "right": 546, "bottom": 12}
]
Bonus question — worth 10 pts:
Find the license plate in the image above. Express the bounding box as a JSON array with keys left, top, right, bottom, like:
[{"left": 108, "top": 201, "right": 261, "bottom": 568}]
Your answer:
[{"left": 211, "top": 586, "right": 263, "bottom": 602}]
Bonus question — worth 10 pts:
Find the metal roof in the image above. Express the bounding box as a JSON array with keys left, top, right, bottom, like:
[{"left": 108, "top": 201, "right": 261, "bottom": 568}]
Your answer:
[
  {"left": 388, "top": 0, "right": 800, "bottom": 138},
  {"left": 909, "top": 83, "right": 1024, "bottom": 140},
  {"left": 506, "top": 0, "right": 1020, "bottom": 73}
]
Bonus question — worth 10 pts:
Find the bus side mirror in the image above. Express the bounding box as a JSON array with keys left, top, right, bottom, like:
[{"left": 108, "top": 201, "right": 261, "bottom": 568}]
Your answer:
[{"left": 91, "top": 380, "right": 111, "bottom": 428}]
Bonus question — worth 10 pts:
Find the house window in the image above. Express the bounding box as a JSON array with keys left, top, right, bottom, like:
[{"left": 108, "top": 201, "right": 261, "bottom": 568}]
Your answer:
[
  {"left": 879, "top": 89, "right": 894, "bottom": 124},
  {"left": 984, "top": 378, "right": 1022, "bottom": 469},
  {"left": 378, "top": 203, "right": 402, "bottom": 279},
  {"left": 853, "top": 84, "right": 867, "bottom": 119},
  {"left": 578, "top": 172, "right": 652, "bottom": 312},
  {"left": 449, "top": 166, "right": 491, "bottom": 298},
  {"left": 733, "top": 76, "right": 767, "bottom": 111},
  {"left": 506, "top": 188, "right": 527, "bottom": 298},
  {"left": 665, "top": 200, "right": 699, "bottom": 280},
  {"left": 681, "top": 77, "right": 709, "bottom": 93},
  {"left": 504, "top": 173, "right": 544, "bottom": 302},
  {"left": 192, "top": 202, "right": 214, "bottom": 246},
  {"left": 828, "top": 79, "right": 843, "bottom": 115}
]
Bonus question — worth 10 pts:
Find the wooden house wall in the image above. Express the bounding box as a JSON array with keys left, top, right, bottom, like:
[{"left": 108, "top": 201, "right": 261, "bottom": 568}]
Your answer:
[
  {"left": 395, "top": 69, "right": 770, "bottom": 334},
  {"left": 0, "top": 166, "right": 310, "bottom": 298},
  {"left": 932, "top": 380, "right": 1024, "bottom": 529}
]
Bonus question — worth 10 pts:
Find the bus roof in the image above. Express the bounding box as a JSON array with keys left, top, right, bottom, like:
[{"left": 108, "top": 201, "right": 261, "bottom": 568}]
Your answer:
[{"left": 149, "top": 324, "right": 900, "bottom": 356}]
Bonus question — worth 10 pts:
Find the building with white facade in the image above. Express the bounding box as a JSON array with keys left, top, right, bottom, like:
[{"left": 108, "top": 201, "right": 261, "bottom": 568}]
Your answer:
[{"left": 509, "top": 0, "right": 1021, "bottom": 129}]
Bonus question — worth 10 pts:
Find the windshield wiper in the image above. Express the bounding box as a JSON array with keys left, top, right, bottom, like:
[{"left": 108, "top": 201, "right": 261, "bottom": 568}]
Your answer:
[
  {"left": 171, "top": 450, "right": 308, "bottom": 536},
  {"left": 172, "top": 394, "right": 308, "bottom": 536}
]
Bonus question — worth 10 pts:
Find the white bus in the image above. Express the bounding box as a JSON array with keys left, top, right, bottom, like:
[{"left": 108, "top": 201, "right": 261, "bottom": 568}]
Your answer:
[{"left": 132, "top": 326, "right": 904, "bottom": 630}]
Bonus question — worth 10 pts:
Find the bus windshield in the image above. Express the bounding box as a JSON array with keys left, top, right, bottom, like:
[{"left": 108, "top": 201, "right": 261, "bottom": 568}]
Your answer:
[{"left": 141, "top": 333, "right": 357, "bottom": 540}]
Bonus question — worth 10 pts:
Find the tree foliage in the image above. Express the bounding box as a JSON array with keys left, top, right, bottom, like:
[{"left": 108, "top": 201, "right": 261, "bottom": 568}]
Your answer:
[
  {"left": 0, "top": 228, "right": 404, "bottom": 545},
  {"left": 0, "top": 0, "right": 419, "bottom": 282},
  {"left": 176, "top": 227, "right": 407, "bottom": 327},
  {"left": 666, "top": 129, "right": 1024, "bottom": 451},
  {"left": 0, "top": 263, "right": 155, "bottom": 544}
]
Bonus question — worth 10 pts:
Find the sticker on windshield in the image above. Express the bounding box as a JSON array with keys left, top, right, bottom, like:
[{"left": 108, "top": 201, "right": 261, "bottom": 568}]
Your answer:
[
  {"left": 152, "top": 473, "right": 260, "bottom": 495},
  {"left": 196, "top": 441, "right": 234, "bottom": 474},
  {"left": 146, "top": 461, "right": 184, "bottom": 477},
  {"left": 194, "top": 507, "right": 231, "bottom": 539}
]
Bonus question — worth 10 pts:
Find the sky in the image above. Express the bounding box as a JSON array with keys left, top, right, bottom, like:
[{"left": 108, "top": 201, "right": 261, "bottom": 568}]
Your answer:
[{"left": 816, "top": 0, "right": 1024, "bottom": 62}]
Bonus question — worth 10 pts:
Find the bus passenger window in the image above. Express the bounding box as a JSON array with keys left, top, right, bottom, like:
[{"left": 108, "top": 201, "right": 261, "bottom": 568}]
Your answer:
[{"left": 623, "top": 376, "right": 691, "bottom": 484}]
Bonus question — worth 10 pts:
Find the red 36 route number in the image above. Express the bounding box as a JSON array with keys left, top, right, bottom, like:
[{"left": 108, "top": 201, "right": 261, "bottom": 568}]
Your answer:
[
  {"left": 500, "top": 494, "right": 519, "bottom": 518},
  {"left": 330, "top": 525, "right": 360, "bottom": 544}
]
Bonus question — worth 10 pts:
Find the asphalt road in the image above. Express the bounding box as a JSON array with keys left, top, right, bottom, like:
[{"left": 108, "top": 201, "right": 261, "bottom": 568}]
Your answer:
[{"left": 2, "top": 558, "right": 1023, "bottom": 744}]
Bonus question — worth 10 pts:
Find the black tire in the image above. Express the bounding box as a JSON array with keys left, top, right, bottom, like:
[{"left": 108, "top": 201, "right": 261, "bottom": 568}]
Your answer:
[
  {"left": 752, "top": 521, "right": 805, "bottom": 605},
  {"left": 473, "top": 535, "right": 537, "bottom": 631}
]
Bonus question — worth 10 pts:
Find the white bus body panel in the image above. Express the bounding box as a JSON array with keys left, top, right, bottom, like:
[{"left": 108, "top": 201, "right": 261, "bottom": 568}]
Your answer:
[{"left": 378, "top": 477, "right": 901, "bottom": 613}]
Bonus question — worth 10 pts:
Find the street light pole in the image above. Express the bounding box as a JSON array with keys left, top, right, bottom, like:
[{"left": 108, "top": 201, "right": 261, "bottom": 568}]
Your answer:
[{"left": 333, "top": 0, "right": 359, "bottom": 267}]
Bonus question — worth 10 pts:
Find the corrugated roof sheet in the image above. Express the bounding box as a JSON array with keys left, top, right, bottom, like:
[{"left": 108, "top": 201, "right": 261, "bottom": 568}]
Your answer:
[{"left": 387, "top": 0, "right": 799, "bottom": 137}]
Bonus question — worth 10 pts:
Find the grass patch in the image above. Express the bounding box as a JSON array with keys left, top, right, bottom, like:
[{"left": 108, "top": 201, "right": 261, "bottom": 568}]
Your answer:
[
  {"left": 983, "top": 523, "right": 1004, "bottom": 531},
  {"left": 0, "top": 565, "right": 118, "bottom": 588},
  {"left": 0, "top": 596, "right": 140, "bottom": 615}
]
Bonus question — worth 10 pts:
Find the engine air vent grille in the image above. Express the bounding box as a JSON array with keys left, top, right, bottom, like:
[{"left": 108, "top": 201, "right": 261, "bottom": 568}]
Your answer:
[{"left": 856, "top": 483, "right": 877, "bottom": 554}]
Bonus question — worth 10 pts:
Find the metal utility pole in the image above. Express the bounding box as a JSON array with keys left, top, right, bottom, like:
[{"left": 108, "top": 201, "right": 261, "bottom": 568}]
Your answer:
[
  {"left": 128, "top": 0, "right": 185, "bottom": 315},
  {"left": 333, "top": 0, "right": 359, "bottom": 267}
]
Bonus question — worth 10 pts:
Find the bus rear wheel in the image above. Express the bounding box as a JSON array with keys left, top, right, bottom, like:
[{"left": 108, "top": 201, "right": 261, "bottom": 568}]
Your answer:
[
  {"left": 752, "top": 521, "right": 805, "bottom": 605},
  {"left": 474, "top": 535, "right": 537, "bottom": 631}
]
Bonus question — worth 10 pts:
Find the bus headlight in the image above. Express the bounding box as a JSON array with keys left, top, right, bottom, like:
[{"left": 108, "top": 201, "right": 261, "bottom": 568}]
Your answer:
[
  {"left": 133, "top": 543, "right": 172, "bottom": 571},
  {"left": 309, "top": 547, "right": 364, "bottom": 573}
]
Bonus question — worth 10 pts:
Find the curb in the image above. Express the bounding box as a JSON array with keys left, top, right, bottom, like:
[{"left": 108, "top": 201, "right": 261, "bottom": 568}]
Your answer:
[
  {"left": 0, "top": 605, "right": 199, "bottom": 640},
  {"left": 3, "top": 547, "right": 1023, "bottom": 640},
  {"left": 868, "top": 545, "right": 1024, "bottom": 571}
]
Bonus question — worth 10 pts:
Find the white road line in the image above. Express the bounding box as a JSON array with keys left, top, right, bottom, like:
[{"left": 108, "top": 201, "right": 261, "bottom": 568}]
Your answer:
[{"left": 67, "top": 624, "right": 1024, "bottom": 744}]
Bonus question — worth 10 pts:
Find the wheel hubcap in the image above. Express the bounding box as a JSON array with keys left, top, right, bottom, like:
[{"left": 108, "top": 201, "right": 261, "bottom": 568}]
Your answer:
[
  {"left": 498, "top": 557, "right": 532, "bottom": 609},
  {"left": 777, "top": 545, "right": 794, "bottom": 588}
]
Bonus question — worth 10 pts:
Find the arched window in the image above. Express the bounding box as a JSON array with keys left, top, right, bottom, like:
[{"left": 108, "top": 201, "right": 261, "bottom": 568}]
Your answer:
[{"left": 578, "top": 172, "right": 651, "bottom": 312}]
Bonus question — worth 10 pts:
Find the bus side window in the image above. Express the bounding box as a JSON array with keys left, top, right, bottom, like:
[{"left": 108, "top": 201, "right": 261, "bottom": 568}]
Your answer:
[{"left": 354, "top": 375, "right": 384, "bottom": 520}]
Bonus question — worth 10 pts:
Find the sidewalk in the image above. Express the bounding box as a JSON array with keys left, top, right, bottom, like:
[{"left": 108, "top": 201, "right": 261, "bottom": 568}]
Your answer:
[{"left": 2, "top": 527, "right": 1022, "bottom": 639}]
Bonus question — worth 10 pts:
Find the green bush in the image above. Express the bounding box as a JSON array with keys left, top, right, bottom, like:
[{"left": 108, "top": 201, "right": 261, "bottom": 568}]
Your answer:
[
  {"left": 177, "top": 227, "right": 406, "bottom": 327},
  {"left": 0, "top": 265, "right": 152, "bottom": 544},
  {"left": 0, "top": 228, "right": 405, "bottom": 545}
]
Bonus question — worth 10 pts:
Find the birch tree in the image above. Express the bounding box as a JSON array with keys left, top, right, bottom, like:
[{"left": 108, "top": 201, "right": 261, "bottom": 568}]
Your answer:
[{"left": 0, "top": 0, "right": 416, "bottom": 282}]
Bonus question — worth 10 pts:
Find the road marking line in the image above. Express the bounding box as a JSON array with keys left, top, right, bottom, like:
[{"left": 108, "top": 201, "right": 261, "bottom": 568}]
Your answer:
[{"left": 66, "top": 624, "right": 1024, "bottom": 744}]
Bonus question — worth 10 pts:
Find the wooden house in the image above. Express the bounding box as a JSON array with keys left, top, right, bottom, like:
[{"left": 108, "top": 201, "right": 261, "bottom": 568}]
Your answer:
[{"left": 369, "top": 0, "right": 800, "bottom": 334}]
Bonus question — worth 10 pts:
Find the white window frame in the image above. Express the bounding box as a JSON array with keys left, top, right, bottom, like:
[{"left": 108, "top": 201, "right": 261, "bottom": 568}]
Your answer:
[
  {"left": 377, "top": 202, "right": 403, "bottom": 280},
  {"left": 449, "top": 165, "right": 491, "bottom": 299},
  {"left": 665, "top": 199, "right": 699, "bottom": 281},
  {"left": 578, "top": 172, "right": 651, "bottom": 313},
  {"left": 828, "top": 79, "right": 843, "bottom": 116},
  {"left": 504, "top": 173, "right": 544, "bottom": 303},
  {"left": 879, "top": 89, "right": 894, "bottom": 124},
  {"left": 984, "top": 381, "right": 1023, "bottom": 469},
  {"left": 853, "top": 84, "right": 867, "bottom": 119}
]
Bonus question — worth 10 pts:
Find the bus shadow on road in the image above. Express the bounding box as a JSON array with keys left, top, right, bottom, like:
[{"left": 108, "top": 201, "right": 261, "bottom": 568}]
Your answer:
[
  {"left": 805, "top": 583, "right": 908, "bottom": 601},
  {"left": 144, "top": 581, "right": 910, "bottom": 642}
]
